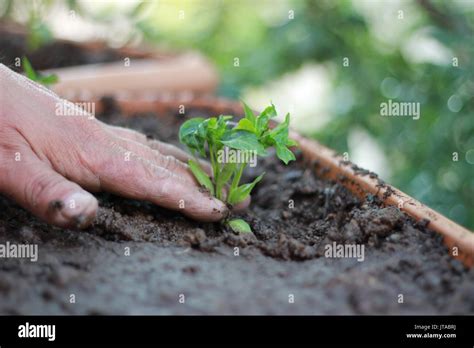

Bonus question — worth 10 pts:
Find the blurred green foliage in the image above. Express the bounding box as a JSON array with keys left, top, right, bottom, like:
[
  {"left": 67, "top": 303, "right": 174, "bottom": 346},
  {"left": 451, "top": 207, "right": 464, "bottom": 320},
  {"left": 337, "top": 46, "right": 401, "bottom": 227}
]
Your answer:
[{"left": 1, "top": 0, "right": 472, "bottom": 229}]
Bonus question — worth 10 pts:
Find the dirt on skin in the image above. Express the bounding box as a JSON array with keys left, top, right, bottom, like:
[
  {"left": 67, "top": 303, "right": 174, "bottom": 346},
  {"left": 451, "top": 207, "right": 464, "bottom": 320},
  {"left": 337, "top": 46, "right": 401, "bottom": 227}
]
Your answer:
[{"left": 0, "top": 98, "right": 473, "bottom": 315}]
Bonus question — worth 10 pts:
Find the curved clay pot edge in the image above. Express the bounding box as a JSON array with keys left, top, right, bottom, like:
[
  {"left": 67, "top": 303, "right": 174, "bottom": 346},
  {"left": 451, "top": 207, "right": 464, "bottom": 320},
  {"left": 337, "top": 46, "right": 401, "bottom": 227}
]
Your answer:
[
  {"left": 296, "top": 137, "right": 474, "bottom": 267},
  {"left": 47, "top": 53, "right": 218, "bottom": 97},
  {"left": 94, "top": 96, "right": 473, "bottom": 268}
]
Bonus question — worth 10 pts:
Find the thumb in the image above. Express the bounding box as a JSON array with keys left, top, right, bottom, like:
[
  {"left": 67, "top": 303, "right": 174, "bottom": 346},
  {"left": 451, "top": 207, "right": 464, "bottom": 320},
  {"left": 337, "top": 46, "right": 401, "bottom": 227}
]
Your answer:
[{"left": 1, "top": 152, "right": 98, "bottom": 229}]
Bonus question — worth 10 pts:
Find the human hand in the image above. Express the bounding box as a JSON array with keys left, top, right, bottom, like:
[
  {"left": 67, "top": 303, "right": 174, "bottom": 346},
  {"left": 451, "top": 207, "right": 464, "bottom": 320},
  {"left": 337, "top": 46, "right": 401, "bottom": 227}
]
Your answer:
[{"left": 0, "top": 63, "right": 234, "bottom": 229}]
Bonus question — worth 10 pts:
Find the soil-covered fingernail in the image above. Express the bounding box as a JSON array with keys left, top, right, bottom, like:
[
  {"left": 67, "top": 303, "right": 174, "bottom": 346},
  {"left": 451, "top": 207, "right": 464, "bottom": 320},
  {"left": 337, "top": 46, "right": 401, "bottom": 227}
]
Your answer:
[
  {"left": 49, "top": 200, "right": 64, "bottom": 211},
  {"left": 210, "top": 198, "right": 229, "bottom": 218},
  {"left": 60, "top": 191, "right": 98, "bottom": 228},
  {"left": 73, "top": 214, "right": 88, "bottom": 229}
]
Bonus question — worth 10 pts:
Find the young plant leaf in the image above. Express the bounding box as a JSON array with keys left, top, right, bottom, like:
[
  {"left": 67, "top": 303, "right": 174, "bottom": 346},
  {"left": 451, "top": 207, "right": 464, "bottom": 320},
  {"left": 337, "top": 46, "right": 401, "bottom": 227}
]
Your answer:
[
  {"left": 286, "top": 138, "right": 299, "bottom": 147},
  {"left": 26, "top": 19, "right": 53, "bottom": 51},
  {"left": 179, "top": 118, "right": 205, "bottom": 141},
  {"left": 256, "top": 103, "right": 277, "bottom": 134},
  {"left": 206, "top": 115, "right": 231, "bottom": 146},
  {"left": 188, "top": 159, "right": 214, "bottom": 195},
  {"left": 215, "top": 162, "right": 236, "bottom": 198},
  {"left": 38, "top": 74, "right": 58, "bottom": 85},
  {"left": 179, "top": 118, "right": 206, "bottom": 156},
  {"left": 275, "top": 144, "right": 296, "bottom": 164},
  {"left": 242, "top": 102, "right": 256, "bottom": 125},
  {"left": 260, "top": 103, "right": 277, "bottom": 119},
  {"left": 269, "top": 113, "right": 290, "bottom": 138},
  {"left": 221, "top": 131, "right": 266, "bottom": 156},
  {"left": 228, "top": 173, "right": 264, "bottom": 205},
  {"left": 179, "top": 101, "right": 297, "bottom": 234},
  {"left": 235, "top": 118, "right": 256, "bottom": 133},
  {"left": 22, "top": 56, "right": 38, "bottom": 81},
  {"left": 227, "top": 218, "right": 252, "bottom": 233},
  {"left": 264, "top": 113, "right": 297, "bottom": 164},
  {"left": 267, "top": 113, "right": 291, "bottom": 147},
  {"left": 22, "top": 56, "right": 58, "bottom": 87},
  {"left": 219, "top": 162, "right": 236, "bottom": 184}
]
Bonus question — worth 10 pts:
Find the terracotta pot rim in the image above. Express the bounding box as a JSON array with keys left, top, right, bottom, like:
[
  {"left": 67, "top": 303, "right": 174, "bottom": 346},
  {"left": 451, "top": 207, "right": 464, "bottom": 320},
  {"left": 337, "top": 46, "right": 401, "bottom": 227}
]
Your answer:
[
  {"left": 46, "top": 52, "right": 218, "bottom": 98},
  {"left": 0, "top": 23, "right": 218, "bottom": 97},
  {"left": 87, "top": 95, "right": 474, "bottom": 268},
  {"left": 0, "top": 20, "right": 176, "bottom": 60}
]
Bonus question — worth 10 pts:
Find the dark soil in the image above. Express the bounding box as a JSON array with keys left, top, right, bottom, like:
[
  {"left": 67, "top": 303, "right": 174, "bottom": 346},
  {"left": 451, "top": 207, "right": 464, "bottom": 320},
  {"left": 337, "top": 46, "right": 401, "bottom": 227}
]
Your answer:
[
  {"left": 0, "top": 99, "right": 473, "bottom": 315},
  {"left": 0, "top": 30, "right": 123, "bottom": 72}
]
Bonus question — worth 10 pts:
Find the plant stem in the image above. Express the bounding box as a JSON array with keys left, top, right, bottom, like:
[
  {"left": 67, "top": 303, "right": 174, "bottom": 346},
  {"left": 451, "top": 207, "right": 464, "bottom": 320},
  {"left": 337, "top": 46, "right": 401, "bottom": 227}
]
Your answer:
[
  {"left": 228, "top": 163, "right": 246, "bottom": 203},
  {"left": 209, "top": 143, "right": 221, "bottom": 199}
]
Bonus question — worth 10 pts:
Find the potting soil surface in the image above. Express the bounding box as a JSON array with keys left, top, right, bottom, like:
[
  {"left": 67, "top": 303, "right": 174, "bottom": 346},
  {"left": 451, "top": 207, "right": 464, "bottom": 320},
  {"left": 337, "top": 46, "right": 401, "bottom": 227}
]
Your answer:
[{"left": 0, "top": 101, "right": 473, "bottom": 314}]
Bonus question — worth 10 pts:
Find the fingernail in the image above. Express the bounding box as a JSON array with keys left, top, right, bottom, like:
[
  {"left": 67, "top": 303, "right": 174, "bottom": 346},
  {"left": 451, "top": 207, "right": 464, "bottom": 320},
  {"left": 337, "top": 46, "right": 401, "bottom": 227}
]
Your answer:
[
  {"left": 61, "top": 192, "right": 97, "bottom": 225},
  {"left": 210, "top": 198, "right": 229, "bottom": 217},
  {"left": 73, "top": 214, "right": 88, "bottom": 229}
]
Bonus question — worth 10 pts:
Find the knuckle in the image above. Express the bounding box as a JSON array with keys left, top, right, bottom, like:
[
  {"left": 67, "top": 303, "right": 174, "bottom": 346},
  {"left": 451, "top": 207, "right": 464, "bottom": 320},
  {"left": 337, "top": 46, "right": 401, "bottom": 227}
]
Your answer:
[
  {"left": 161, "top": 155, "right": 173, "bottom": 170},
  {"left": 0, "top": 129, "right": 26, "bottom": 177},
  {"left": 78, "top": 127, "right": 114, "bottom": 171},
  {"left": 160, "top": 154, "right": 182, "bottom": 173},
  {"left": 90, "top": 141, "right": 125, "bottom": 176},
  {"left": 151, "top": 162, "right": 173, "bottom": 182},
  {"left": 148, "top": 139, "right": 164, "bottom": 152},
  {"left": 79, "top": 122, "right": 110, "bottom": 149},
  {"left": 93, "top": 140, "right": 159, "bottom": 186},
  {"left": 59, "top": 124, "right": 110, "bottom": 188},
  {"left": 24, "top": 170, "right": 59, "bottom": 207},
  {"left": 110, "top": 126, "right": 146, "bottom": 143}
]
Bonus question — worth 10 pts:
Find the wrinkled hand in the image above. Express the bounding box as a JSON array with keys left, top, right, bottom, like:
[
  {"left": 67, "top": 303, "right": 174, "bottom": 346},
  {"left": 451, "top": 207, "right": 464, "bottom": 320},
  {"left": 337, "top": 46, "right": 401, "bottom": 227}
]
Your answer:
[{"left": 0, "top": 63, "right": 234, "bottom": 229}]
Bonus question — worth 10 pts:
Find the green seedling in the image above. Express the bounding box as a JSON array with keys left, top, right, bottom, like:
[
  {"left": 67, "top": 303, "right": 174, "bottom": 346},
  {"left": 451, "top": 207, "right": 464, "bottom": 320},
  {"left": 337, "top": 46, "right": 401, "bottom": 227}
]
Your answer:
[
  {"left": 179, "top": 102, "right": 297, "bottom": 234},
  {"left": 22, "top": 56, "right": 58, "bottom": 86}
]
